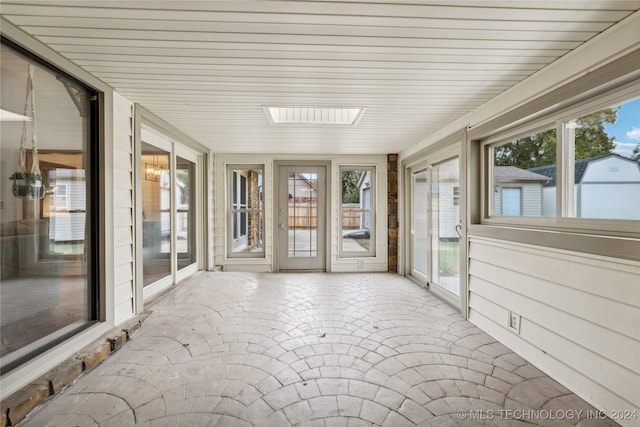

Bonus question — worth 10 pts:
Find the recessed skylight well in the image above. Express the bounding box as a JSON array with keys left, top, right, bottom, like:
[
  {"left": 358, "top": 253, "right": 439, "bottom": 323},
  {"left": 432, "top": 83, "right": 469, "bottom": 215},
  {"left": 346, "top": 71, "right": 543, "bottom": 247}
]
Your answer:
[{"left": 263, "top": 106, "right": 366, "bottom": 126}]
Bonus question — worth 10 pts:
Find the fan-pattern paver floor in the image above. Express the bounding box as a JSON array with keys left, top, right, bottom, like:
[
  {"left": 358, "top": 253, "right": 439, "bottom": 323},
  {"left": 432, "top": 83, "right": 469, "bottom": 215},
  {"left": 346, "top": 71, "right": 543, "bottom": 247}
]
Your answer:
[{"left": 21, "top": 272, "right": 615, "bottom": 426}]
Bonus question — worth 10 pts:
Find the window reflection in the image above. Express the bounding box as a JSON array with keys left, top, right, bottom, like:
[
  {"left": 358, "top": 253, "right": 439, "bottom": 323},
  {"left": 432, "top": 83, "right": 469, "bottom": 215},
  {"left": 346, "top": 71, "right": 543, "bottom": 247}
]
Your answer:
[
  {"left": 176, "top": 156, "right": 196, "bottom": 269},
  {"left": 0, "top": 43, "right": 96, "bottom": 372},
  {"left": 141, "top": 143, "right": 171, "bottom": 286}
]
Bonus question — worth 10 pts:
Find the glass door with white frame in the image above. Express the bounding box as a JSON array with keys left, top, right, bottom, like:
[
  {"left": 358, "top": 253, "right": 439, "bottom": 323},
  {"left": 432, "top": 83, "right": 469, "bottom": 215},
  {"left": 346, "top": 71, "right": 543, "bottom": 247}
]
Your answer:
[
  {"left": 278, "top": 165, "right": 326, "bottom": 270},
  {"left": 140, "top": 129, "right": 201, "bottom": 299},
  {"left": 410, "top": 157, "right": 461, "bottom": 300},
  {"left": 430, "top": 158, "right": 460, "bottom": 297},
  {"left": 175, "top": 151, "right": 197, "bottom": 275},
  {"left": 411, "top": 170, "right": 429, "bottom": 282},
  {"left": 141, "top": 141, "right": 172, "bottom": 289}
]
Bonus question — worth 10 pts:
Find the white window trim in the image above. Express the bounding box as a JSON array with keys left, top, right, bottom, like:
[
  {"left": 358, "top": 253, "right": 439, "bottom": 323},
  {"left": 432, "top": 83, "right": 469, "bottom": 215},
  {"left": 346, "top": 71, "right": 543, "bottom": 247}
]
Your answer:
[
  {"left": 339, "top": 165, "right": 376, "bottom": 258},
  {"left": 226, "top": 164, "right": 265, "bottom": 258},
  {"left": 481, "top": 79, "right": 640, "bottom": 237}
]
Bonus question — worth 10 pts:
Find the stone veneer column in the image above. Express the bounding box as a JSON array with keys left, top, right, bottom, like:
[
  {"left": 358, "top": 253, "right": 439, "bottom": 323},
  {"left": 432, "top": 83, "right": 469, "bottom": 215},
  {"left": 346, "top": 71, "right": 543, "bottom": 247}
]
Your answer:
[{"left": 387, "top": 154, "right": 398, "bottom": 272}]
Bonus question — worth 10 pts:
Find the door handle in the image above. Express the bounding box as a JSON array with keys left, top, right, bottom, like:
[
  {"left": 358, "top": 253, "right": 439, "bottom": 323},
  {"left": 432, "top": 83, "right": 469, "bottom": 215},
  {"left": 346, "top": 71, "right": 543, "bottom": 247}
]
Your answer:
[
  {"left": 455, "top": 223, "right": 462, "bottom": 238},
  {"left": 279, "top": 224, "right": 287, "bottom": 230}
]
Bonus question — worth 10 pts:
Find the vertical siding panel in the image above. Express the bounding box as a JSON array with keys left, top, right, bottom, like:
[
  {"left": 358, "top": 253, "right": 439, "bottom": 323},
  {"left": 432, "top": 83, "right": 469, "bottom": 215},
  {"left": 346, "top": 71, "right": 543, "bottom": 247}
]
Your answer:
[{"left": 112, "top": 93, "right": 135, "bottom": 324}]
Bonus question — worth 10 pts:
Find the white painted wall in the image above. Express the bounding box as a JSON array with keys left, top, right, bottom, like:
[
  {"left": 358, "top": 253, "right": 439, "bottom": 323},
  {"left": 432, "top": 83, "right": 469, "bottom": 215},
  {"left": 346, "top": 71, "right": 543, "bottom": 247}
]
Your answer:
[
  {"left": 112, "top": 93, "right": 135, "bottom": 324},
  {"left": 468, "top": 236, "right": 640, "bottom": 426}
]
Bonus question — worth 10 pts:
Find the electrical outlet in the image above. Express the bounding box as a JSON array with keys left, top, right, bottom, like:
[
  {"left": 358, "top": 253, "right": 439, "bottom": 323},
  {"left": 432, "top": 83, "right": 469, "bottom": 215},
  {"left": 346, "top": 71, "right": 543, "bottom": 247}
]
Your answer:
[
  {"left": 357, "top": 260, "right": 364, "bottom": 268},
  {"left": 508, "top": 311, "right": 521, "bottom": 334}
]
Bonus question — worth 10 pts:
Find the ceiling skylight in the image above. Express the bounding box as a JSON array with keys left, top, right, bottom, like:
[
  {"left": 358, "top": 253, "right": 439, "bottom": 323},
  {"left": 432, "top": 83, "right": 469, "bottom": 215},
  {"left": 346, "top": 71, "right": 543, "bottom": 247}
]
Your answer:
[{"left": 264, "top": 106, "right": 366, "bottom": 125}]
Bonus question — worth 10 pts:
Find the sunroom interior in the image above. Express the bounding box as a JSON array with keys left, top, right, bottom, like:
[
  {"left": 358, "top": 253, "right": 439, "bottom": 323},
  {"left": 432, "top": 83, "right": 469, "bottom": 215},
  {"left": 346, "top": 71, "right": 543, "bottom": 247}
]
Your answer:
[{"left": 0, "top": 1, "right": 639, "bottom": 425}]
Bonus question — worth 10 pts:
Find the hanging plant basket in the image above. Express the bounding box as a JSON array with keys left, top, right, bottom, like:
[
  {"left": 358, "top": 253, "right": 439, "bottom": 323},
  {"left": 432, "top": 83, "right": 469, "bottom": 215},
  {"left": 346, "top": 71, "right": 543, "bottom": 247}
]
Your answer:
[
  {"left": 12, "top": 64, "right": 45, "bottom": 201},
  {"left": 10, "top": 172, "right": 45, "bottom": 199}
]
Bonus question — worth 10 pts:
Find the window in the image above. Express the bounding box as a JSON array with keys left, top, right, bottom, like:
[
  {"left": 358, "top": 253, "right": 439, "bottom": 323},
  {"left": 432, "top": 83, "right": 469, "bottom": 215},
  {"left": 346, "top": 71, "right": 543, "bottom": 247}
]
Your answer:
[
  {"left": 489, "top": 127, "right": 557, "bottom": 217},
  {"left": 562, "top": 96, "right": 640, "bottom": 220},
  {"left": 483, "top": 84, "right": 639, "bottom": 232},
  {"left": 0, "top": 40, "right": 98, "bottom": 372},
  {"left": 228, "top": 165, "right": 264, "bottom": 257},
  {"left": 340, "top": 166, "right": 375, "bottom": 256}
]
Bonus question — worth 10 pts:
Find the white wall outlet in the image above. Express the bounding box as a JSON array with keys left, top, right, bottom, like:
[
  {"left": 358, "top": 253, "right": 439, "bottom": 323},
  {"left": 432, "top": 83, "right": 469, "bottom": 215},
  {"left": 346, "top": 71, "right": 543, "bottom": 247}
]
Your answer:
[{"left": 508, "top": 311, "right": 521, "bottom": 334}]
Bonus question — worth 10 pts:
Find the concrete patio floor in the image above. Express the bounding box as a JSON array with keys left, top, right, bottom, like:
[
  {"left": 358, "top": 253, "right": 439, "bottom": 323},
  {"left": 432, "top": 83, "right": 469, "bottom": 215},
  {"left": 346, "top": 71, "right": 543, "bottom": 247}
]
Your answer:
[{"left": 20, "top": 272, "right": 615, "bottom": 426}]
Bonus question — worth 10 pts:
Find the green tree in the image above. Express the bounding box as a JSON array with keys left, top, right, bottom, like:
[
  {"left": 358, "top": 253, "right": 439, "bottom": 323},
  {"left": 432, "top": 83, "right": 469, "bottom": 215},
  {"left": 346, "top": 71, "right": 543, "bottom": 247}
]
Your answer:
[
  {"left": 494, "top": 108, "right": 618, "bottom": 168},
  {"left": 341, "top": 170, "right": 361, "bottom": 203},
  {"left": 632, "top": 144, "right": 640, "bottom": 161}
]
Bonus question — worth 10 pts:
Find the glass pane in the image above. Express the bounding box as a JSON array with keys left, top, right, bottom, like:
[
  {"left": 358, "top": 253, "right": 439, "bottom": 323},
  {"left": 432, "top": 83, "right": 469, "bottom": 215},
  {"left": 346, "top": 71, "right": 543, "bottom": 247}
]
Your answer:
[
  {"left": 288, "top": 171, "right": 317, "bottom": 257},
  {"left": 564, "top": 97, "right": 640, "bottom": 220},
  {"left": 340, "top": 168, "right": 374, "bottom": 255},
  {"left": 230, "top": 167, "right": 263, "bottom": 254},
  {"left": 431, "top": 158, "right": 460, "bottom": 296},
  {"left": 176, "top": 156, "right": 196, "bottom": 270},
  {"left": 493, "top": 128, "right": 557, "bottom": 217},
  {"left": 1, "top": 44, "right": 95, "bottom": 371},
  {"left": 141, "top": 142, "right": 171, "bottom": 286},
  {"left": 412, "top": 171, "right": 429, "bottom": 275}
]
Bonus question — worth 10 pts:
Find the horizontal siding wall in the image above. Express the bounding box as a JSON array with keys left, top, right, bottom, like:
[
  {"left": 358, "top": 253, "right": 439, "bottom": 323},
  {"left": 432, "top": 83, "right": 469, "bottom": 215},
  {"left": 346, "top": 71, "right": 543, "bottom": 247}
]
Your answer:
[
  {"left": 468, "top": 236, "right": 640, "bottom": 426},
  {"left": 112, "top": 93, "right": 135, "bottom": 324}
]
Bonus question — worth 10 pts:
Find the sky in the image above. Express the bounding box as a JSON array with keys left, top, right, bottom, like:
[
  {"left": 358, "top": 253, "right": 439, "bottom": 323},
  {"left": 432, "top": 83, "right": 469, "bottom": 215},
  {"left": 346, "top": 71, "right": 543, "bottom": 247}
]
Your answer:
[{"left": 607, "top": 97, "right": 640, "bottom": 158}]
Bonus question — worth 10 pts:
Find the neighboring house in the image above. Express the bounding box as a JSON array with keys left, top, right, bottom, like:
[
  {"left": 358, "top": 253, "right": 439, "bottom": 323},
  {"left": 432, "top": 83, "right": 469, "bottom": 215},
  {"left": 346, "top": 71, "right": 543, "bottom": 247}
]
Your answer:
[
  {"left": 48, "top": 168, "right": 86, "bottom": 243},
  {"left": 493, "top": 166, "right": 550, "bottom": 216},
  {"left": 288, "top": 173, "right": 318, "bottom": 229},
  {"left": 529, "top": 154, "right": 640, "bottom": 219},
  {"left": 435, "top": 182, "right": 461, "bottom": 240},
  {"left": 288, "top": 173, "right": 317, "bottom": 203},
  {"left": 357, "top": 170, "right": 372, "bottom": 230}
]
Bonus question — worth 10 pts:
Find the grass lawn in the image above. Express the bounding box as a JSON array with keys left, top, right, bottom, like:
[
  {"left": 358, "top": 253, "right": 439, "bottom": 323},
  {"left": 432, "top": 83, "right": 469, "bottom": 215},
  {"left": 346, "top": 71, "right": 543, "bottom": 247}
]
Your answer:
[{"left": 354, "top": 239, "right": 371, "bottom": 251}]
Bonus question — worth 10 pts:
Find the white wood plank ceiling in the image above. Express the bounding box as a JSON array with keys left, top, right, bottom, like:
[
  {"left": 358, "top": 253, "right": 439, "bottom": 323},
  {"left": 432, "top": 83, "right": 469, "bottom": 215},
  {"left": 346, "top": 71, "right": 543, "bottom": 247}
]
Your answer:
[{"left": 2, "top": 1, "right": 639, "bottom": 154}]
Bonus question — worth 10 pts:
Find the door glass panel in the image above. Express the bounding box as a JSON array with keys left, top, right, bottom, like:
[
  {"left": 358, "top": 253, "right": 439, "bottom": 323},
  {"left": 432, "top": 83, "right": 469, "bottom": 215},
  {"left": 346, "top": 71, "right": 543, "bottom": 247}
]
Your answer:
[
  {"left": 278, "top": 165, "right": 325, "bottom": 270},
  {"left": 288, "top": 171, "right": 318, "bottom": 257},
  {"left": 176, "top": 156, "right": 195, "bottom": 269},
  {"left": 141, "top": 142, "right": 171, "bottom": 287},
  {"left": 412, "top": 171, "right": 429, "bottom": 276},
  {"left": 431, "top": 158, "right": 460, "bottom": 296}
]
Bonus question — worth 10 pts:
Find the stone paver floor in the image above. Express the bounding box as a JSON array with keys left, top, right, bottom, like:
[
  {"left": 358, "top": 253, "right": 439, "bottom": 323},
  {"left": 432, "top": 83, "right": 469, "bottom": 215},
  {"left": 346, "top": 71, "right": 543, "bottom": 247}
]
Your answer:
[{"left": 20, "top": 272, "right": 614, "bottom": 426}]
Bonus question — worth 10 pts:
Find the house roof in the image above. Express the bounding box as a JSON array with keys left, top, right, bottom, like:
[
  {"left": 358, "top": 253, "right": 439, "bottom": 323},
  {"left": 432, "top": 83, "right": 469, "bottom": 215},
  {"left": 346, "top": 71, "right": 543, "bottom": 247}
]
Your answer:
[
  {"left": 528, "top": 153, "right": 639, "bottom": 186},
  {"left": 494, "top": 166, "right": 549, "bottom": 182}
]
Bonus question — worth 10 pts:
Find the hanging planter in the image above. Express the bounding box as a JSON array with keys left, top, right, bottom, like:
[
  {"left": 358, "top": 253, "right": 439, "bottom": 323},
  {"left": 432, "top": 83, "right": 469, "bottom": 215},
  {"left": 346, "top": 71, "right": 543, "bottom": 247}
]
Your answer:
[
  {"left": 10, "top": 172, "right": 45, "bottom": 199},
  {"left": 11, "top": 64, "right": 45, "bottom": 200}
]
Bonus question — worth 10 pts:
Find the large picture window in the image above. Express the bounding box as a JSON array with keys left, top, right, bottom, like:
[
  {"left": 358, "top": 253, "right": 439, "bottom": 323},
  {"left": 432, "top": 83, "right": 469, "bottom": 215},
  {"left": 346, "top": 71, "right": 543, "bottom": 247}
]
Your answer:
[
  {"left": 340, "top": 166, "right": 375, "bottom": 256},
  {"left": 227, "top": 165, "right": 264, "bottom": 257},
  {"left": 484, "top": 85, "right": 640, "bottom": 232},
  {"left": 0, "top": 40, "right": 99, "bottom": 372}
]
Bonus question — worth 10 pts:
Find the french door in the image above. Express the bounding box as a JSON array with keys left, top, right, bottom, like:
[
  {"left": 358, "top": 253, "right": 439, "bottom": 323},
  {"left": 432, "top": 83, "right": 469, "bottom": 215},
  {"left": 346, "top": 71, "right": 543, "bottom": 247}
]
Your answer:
[
  {"left": 410, "top": 157, "right": 461, "bottom": 303},
  {"left": 139, "top": 126, "right": 200, "bottom": 300},
  {"left": 277, "top": 164, "right": 327, "bottom": 270}
]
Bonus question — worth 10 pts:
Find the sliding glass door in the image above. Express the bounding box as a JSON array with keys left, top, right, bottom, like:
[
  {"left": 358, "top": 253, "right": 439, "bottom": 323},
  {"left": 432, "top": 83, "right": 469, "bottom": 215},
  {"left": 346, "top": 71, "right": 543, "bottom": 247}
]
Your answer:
[
  {"left": 140, "top": 127, "right": 200, "bottom": 299},
  {"left": 410, "top": 157, "right": 461, "bottom": 303}
]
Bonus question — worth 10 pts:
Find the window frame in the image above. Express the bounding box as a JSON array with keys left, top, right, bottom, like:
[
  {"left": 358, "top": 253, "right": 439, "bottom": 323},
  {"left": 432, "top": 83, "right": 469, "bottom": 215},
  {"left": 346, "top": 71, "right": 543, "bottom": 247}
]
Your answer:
[
  {"left": 481, "top": 80, "right": 640, "bottom": 236},
  {"left": 226, "top": 164, "right": 265, "bottom": 258},
  {"left": 338, "top": 165, "right": 376, "bottom": 258}
]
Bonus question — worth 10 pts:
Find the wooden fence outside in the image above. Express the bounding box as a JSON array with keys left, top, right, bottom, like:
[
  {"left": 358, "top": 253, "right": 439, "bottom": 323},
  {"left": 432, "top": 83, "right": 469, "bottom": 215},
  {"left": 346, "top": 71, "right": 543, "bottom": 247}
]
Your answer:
[{"left": 288, "top": 203, "right": 362, "bottom": 229}]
